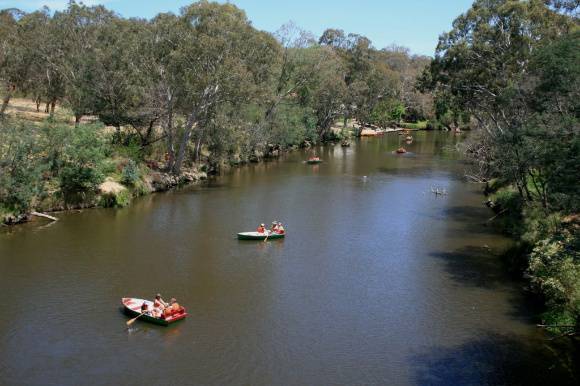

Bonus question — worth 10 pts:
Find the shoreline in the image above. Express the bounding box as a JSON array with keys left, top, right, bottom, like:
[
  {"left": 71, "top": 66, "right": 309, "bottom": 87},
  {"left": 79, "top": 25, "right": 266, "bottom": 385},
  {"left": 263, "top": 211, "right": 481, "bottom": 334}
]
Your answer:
[{"left": 1, "top": 128, "right": 438, "bottom": 227}]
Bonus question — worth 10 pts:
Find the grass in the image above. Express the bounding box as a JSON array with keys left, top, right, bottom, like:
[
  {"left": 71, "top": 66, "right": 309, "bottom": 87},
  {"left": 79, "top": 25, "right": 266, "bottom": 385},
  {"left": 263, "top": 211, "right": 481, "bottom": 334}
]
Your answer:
[{"left": 399, "top": 121, "right": 428, "bottom": 130}]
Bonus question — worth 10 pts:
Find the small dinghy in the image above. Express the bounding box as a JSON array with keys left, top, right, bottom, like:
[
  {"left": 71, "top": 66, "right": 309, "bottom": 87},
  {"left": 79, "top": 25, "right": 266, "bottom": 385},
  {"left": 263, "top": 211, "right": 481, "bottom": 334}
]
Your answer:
[
  {"left": 237, "top": 231, "right": 285, "bottom": 240},
  {"left": 306, "top": 158, "right": 322, "bottom": 164},
  {"left": 122, "top": 297, "right": 187, "bottom": 326}
]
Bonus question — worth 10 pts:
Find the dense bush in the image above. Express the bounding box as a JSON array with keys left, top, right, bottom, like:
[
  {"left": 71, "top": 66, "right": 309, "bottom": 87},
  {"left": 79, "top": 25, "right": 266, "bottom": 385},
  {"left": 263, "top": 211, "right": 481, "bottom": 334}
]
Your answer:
[
  {"left": 528, "top": 218, "right": 580, "bottom": 330},
  {"left": 0, "top": 121, "right": 45, "bottom": 214},
  {"left": 121, "top": 159, "right": 141, "bottom": 187},
  {"left": 56, "top": 124, "right": 108, "bottom": 200}
]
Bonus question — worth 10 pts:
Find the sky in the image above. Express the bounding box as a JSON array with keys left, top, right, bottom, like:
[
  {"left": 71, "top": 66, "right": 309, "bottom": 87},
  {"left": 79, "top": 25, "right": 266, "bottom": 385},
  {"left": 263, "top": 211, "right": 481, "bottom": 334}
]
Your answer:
[{"left": 0, "top": 0, "right": 475, "bottom": 56}]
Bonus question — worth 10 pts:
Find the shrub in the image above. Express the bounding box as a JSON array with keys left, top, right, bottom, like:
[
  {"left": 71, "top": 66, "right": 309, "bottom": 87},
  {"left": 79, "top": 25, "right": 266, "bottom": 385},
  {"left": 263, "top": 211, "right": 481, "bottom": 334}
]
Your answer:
[
  {"left": 528, "top": 223, "right": 580, "bottom": 328},
  {"left": 99, "top": 189, "right": 132, "bottom": 208},
  {"left": 121, "top": 159, "right": 141, "bottom": 186},
  {"left": 55, "top": 123, "right": 108, "bottom": 200}
]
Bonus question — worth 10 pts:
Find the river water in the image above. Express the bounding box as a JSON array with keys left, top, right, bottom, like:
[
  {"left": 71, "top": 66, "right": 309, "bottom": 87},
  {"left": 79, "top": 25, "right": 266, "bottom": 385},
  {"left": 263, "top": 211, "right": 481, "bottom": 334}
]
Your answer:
[{"left": 0, "top": 132, "right": 577, "bottom": 386}]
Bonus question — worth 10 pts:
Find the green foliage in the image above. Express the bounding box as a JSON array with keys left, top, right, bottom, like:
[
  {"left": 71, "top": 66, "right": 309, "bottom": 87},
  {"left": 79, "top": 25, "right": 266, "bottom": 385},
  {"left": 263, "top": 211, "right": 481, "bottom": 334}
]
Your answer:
[
  {"left": 399, "top": 121, "right": 428, "bottom": 130},
  {"left": 99, "top": 189, "right": 131, "bottom": 208},
  {"left": 0, "top": 120, "right": 46, "bottom": 213},
  {"left": 528, "top": 219, "right": 580, "bottom": 327},
  {"left": 121, "top": 159, "right": 141, "bottom": 187},
  {"left": 369, "top": 99, "right": 405, "bottom": 127},
  {"left": 55, "top": 124, "right": 107, "bottom": 199}
]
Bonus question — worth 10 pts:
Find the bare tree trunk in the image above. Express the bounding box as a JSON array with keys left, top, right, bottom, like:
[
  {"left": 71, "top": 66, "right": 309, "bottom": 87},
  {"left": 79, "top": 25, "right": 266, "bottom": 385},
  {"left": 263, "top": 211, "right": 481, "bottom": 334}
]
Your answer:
[
  {"left": 193, "top": 130, "right": 204, "bottom": 163},
  {"left": 172, "top": 111, "right": 196, "bottom": 175},
  {"left": 164, "top": 97, "right": 175, "bottom": 172},
  {"left": 35, "top": 97, "right": 41, "bottom": 112},
  {"left": 45, "top": 101, "right": 50, "bottom": 113},
  {"left": 74, "top": 114, "right": 81, "bottom": 127},
  {"left": 0, "top": 84, "right": 13, "bottom": 117},
  {"left": 50, "top": 100, "right": 56, "bottom": 116}
]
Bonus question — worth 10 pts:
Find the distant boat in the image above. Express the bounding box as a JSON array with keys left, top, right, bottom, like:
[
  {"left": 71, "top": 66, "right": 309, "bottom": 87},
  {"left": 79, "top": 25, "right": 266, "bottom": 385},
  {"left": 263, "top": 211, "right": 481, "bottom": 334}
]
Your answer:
[
  {"left": 237, "top": 231, "right": 285, "bottom": 240},
  {"left": 122, "top": 297, "right": 187, "bottom": 326},
  {"left": 306, "top": 157, "right": 323, "bottom": 164},
  {"left": 396, "top": 147, "right": 407, "bottom": 154}
]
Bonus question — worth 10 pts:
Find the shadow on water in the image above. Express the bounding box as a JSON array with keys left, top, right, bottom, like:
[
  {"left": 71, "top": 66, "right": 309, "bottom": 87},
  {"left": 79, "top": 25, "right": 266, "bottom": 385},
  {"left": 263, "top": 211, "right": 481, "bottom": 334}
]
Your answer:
[
  {"left": 429, "top": 246, "right": 510, "bottom": 290},
  {"left": 410, "top": 331, "right": 580, "bottom": 386}
]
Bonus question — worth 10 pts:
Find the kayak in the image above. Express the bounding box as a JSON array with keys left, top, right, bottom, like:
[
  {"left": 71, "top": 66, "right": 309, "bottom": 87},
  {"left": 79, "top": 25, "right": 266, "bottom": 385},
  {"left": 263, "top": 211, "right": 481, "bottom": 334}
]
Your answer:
[
  {"left": 237, "top": 231, "right": 285, "bottom": 240},
  {"left": 306, "top": 159, "right": 323, "bottom": 164},
  {"left": 121, "top": 297, "right": 187, "bottom": 326}
]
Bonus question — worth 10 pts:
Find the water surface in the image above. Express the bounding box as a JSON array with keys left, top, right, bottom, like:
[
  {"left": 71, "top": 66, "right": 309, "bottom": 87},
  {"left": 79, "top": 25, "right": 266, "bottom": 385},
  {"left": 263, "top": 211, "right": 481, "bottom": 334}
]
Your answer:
[{"left": 1, "top": 132, "right": 577, "bottom": 385}]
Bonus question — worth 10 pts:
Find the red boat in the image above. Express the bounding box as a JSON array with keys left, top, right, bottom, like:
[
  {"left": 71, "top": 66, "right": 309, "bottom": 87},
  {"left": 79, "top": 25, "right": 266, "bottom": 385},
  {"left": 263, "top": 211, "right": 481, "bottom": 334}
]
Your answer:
[{"left": 122, "top": 297, "right": 187, "bottom": 326}]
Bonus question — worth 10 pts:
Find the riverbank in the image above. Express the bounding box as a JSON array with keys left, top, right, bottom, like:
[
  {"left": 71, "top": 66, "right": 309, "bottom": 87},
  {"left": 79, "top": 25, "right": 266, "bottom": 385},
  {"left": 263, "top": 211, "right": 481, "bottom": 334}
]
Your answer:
[
  {"left": 485, "top": 183, "right": 579, "bottom": 336},
  {"left": 1, "top": 101, "right": 435, "bottom": 226}
]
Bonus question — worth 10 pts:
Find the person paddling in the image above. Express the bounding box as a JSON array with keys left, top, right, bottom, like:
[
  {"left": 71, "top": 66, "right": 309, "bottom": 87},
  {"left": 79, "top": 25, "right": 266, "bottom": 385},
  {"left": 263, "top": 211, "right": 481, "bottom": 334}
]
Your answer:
[
  {"left": 257, "top": 223, "right": 266, "bottom": 234},
  {"left": 141, "top": 302, "right": 151, "bottom": 316},
  {"left": 270, "top": 221, "right": 278, "bottom": 233}
]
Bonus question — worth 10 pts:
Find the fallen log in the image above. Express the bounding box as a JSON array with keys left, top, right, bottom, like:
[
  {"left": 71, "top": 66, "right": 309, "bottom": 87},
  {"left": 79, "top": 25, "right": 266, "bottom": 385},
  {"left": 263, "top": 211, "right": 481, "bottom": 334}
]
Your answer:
[{"left": 30, "top": 211, "right": 58, "bottom": 222}]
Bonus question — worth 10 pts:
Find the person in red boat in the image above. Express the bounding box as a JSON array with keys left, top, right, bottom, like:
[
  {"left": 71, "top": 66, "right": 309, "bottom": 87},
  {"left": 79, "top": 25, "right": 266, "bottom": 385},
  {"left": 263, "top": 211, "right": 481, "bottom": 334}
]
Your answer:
[
  {"left": 276, "top": 222, "right": 285, "bottom": 234},
  {"left": 163, "top": 298, "right": 184, "bottom": 318},
  {"left": 141, "top": 302, "right": 152, "bottom": 316},
  {"left": 257, "top": 223, "right": 266, "bottom": 233},
  {"left": 170, "top": 298, "right": 183, "bottom": 314},
  {"left": 154, "top": 293, "right": 168, "bottom": 310}
]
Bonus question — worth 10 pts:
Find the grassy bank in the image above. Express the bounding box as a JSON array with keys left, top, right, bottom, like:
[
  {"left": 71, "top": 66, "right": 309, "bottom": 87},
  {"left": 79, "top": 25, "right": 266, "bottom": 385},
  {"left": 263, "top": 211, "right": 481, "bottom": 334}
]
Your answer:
[{"left": 0, "top": 115, "right": 208, "bottom": 225}]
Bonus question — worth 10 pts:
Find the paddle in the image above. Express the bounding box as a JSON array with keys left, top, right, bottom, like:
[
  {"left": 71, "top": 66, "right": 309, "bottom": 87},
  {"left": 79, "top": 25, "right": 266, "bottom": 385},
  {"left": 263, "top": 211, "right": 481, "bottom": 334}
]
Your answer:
[
  {"left": 264, "top": 230, "right": 270, "bottom": 242},
  {"left": 126, "top": 312, "right": 145, "bottom": 326}
]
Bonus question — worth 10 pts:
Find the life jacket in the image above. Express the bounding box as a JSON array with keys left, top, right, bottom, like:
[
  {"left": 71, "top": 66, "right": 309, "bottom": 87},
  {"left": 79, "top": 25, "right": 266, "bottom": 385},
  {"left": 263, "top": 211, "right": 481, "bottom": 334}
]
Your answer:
[
  {"left": 257, "top": 226, "right": 265, "bottom": 233},
  {"left": 276, "top": 227, "right": 285, "bottom": 234},
  {"left": 154, "top": 299, "right": 165, "bottom": 309}
]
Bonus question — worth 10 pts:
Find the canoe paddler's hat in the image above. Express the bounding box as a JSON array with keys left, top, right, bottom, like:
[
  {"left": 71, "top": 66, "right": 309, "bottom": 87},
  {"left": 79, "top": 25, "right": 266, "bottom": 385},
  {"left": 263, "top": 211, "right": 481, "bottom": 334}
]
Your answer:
[
  {"left": 170, "top": 298, "right": 177, "bottom": 303},
  {"left": 261, "top": 223, "right": 265, "bottom": 226},
  {"left": 156, "top": 293, "right": 161, "bottom": 298},
  {"left": 272, "top": 221, "right": 277, "bottom": 224}
]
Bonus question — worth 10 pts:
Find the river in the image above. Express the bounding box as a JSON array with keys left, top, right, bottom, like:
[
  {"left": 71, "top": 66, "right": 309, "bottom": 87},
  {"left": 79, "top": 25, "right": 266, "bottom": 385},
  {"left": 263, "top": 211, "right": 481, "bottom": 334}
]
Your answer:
[{"left": 0, "top": 132, "right": 577, "bottom": 386}]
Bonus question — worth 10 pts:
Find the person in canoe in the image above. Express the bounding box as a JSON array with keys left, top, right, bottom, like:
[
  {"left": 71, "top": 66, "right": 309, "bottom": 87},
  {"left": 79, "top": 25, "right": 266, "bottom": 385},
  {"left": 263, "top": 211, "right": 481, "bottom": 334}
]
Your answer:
[
  {"left": 154, "top": 293, "right": 168, "bottom": 310},
  {"left": 141, "top": 302, "right": 152, "bottom": 316},
  {"left": 163, "top": 298, "right": 185, "bottom": 318},
  {"left": 276, "top": 222, "right": 285, "bottom": 234},
  {"left": 270, "top": 221, "right": 278, "bottom": 233},
  {"left": 257, "top": 223, "right": 266, "bottom": 234}
]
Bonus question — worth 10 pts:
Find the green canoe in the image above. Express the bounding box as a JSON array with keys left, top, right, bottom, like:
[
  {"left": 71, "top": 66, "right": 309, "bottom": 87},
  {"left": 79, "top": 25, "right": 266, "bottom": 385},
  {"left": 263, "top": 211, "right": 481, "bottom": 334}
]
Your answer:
[
  {"left": 237, "top": 231, "right": 285, "bottom": 240},
  {"left": 306, "top": 159, "right": 323, "bottom": 164}
]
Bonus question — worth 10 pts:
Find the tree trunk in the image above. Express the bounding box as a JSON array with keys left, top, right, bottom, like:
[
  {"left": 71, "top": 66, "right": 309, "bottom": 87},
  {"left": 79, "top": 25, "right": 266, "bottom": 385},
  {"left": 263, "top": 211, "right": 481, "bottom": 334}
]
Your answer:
[
  {"left": 35, "top": 97, "right": 41, "bottom": 112},
  {"left": 45, "top": 101, "right": 50, "bottom": 113},
  {"left": 0, "top": 84, "right": 13, "bottom": 117},
  {"left": 172, "top": 112, "right": 196, "bottom": 175},
  {"left": 164, "top": 101, "right": 175, "bottom": 173},
  {"left": 50, "top": 100, "right": 56, "bottom": 116},
  {"left": 74, "top": 114, "right": 81, "bottom": 127}
]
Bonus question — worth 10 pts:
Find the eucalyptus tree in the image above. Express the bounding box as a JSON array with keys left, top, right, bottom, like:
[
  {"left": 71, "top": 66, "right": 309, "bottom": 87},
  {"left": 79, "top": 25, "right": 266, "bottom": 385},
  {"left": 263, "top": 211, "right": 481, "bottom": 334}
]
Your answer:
[
  {"left": 51, "top": 1, "right": 116, "bottom": 125},
  {"left": 421, "top": 0, "right": 576, "bottom": 203},
  {"left": 134, "top": 2, "right": 267, "bottom": 173},
  {"left": 0, "top": 8, "right": 26, "bottom": 117}
]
